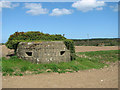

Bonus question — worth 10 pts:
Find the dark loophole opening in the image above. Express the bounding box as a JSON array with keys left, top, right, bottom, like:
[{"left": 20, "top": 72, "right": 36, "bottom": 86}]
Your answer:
[
  {"left": 60, "top": 51, "right": 65, "bottom": 55},
  {"left": 26, "top": 52, "right": 32, "bottom": 56}
]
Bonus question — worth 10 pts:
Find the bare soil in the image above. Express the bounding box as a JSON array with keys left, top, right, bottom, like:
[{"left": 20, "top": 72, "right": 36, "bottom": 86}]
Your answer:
[
  {"left": 1, "top": 45, "right": 118, "bottom": 88},
  {"left": 2, "top": 63, "right": 118, "bottom": 88},
  {"left": 75, "top": 46, "right": 118, "bottom": 52}
]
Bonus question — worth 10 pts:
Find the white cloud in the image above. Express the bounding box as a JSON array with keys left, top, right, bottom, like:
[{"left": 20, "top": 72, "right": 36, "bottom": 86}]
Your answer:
[
  {"left": 0, "top": 1, "right": 19, "bottom": 12},
  {"left": 96, "top": 7, "right": 103, "bottom": 11},
  {"left": 0, "top": 1, "right": 19, "bottom": 9},
  {"left": 109, "top": 5, "right": 118, "bottom": 12},
  {"left": 50, "top": 8, "right": 73, "bottom": 16},
  {"left": 72, "top": 0, "right": 105, "bottom": 12},
  {"left": 24, "top": 3, "right": 49, "bottom": 15}
]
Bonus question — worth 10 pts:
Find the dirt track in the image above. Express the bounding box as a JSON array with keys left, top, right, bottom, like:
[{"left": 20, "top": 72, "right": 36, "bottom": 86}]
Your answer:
[
  {"left": 2, "top": 63, "right": 118, "bottom": 88},
  {"left": 1, "top": 45, "right": 118, "bottom": 88}
]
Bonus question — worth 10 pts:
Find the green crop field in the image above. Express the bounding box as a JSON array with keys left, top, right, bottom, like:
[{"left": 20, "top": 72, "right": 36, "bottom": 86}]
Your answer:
[{"left": 1, "top": 50, "right": 119, "bottom": 76}]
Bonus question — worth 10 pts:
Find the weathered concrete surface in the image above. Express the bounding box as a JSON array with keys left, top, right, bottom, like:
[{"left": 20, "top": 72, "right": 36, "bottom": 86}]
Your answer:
[
  {"left": 16, "top": 41, "right": 70, "bottom": 64},
  {"left": 1, "top": 45, "right": 118, "bottom": 88}
]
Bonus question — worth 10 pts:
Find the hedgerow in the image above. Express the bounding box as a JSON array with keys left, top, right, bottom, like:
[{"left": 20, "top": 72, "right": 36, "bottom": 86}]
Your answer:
[
  {"left": 5, "top": 31, "right": 75, "bottom": 60},
  {"left": 72, "top": 38, "right": 118, "bottom": 46}
]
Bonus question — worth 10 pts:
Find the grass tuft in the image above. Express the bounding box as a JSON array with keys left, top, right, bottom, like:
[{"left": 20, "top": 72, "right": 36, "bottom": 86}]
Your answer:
[{"left": 1, "top": 50, "right": 118, "bottom": 76}]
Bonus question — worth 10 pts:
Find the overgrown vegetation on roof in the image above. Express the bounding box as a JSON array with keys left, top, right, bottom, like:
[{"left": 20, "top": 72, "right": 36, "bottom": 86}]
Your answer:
[{"left": 5, "top": 31, "right": 75, "bottom": 60}]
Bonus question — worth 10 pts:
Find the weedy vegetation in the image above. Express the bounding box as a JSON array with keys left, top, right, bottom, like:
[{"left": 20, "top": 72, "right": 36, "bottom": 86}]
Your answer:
[
  {"left": 5, "top": 31, "right": 75, "bottom": 60},
  {"left": 1, "top": 50, "right": 118, "bottom": 76}
]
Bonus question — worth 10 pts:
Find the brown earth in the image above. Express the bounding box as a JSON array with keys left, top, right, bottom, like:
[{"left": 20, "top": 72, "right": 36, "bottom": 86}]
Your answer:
[
  {"left": 75, "top": 46, "right": 118, "bottom": 52},
  {"left": 2, "top": 63, "right": 118, "bottom": 88},
  {"left": 1, "top": 45, "right": 119, "bottom": 88}
]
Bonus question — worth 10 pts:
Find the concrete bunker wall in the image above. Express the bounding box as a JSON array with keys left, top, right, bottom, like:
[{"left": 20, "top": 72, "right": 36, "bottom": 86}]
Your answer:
[{"left": 16, "top": 41, "right": 70, "bottom": 64}]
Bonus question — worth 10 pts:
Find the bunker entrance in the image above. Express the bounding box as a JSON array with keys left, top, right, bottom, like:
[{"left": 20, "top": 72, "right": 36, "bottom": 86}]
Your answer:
[
  {"left": 26, "top": 52, "right": 32, "bottom": 56},
  {"left": 60, "top": 51, "right": 65, "bottom": 55}
]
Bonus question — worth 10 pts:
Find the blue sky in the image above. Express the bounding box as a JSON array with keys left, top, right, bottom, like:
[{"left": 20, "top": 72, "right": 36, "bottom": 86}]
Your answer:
[{"left": 2, "top": 1, "right": 118, "bottom": 43}]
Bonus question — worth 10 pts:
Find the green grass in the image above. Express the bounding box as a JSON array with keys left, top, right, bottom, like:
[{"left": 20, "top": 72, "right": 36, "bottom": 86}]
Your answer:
[{"left": 1, "top": 50, "right": 118, "bottom": 76}]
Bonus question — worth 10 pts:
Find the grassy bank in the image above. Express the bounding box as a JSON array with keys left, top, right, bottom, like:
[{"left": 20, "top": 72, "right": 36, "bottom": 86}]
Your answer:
[{"left": 1, "top": 50, "right": 118, "bottom": 76}]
